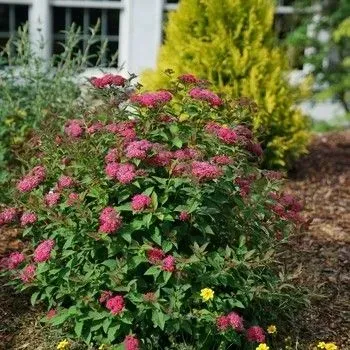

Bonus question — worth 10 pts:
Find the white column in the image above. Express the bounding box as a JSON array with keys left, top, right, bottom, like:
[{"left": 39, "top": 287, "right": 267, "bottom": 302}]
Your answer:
[
  {"left": 119, "top": 0, "right": 164, "bottom": 75},
  {"left": 29, "top": 0, "right": 52, "bottom": 60}
]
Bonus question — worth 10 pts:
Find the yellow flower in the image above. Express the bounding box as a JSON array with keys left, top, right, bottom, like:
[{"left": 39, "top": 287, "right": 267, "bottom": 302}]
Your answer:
[
  {"left": 99, "top": 345, "right": 109, "bottom": 350},
  {"left": 317, "top": 342, "right": 338, "bottom": 350},
  {"left": 57, "top": 339, "right": 70, "bottom": 350},
  {"left": 256, "top": 343, "right": 270, "bottom": 350},
  {"left": 200, "top": 288, "right": 214, "bottom": 301},
  {"left": 267, "top": 324, "right": 277, "bottom": 334}
]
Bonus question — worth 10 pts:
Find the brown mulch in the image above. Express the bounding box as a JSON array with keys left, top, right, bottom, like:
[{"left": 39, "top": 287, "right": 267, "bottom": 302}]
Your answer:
[
  {"left": 284, "top": 131, "right": 350, "bottom": 348},
  {"left": 0, "top": 131, "right": 350, "bottom": 349}
]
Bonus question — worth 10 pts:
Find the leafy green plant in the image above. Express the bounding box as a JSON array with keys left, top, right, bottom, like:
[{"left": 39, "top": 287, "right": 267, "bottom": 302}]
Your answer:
[
  {"left": 0, "top": 22, "right": 117, "bottom": 201},
  {"left": 141, "top": 0, "right": 310, "bottom": 168},
  {"left": 1, "top": 74, "right": 306, "bottom": 349},
  {"left": 287, "top": 0, "right": 350, "bottom": 117}
]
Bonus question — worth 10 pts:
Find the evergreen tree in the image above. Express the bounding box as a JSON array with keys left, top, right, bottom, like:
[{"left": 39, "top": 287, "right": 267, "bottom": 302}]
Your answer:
[{"left": 142, "top": 0, "right": 310, "bottom": 168}]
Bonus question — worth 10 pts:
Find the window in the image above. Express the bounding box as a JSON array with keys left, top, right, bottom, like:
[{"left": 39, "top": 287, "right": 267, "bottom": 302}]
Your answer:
[
  {"left": 52, "top": 6, "right": 120, "bottom": 66},
  {"left": 0, "top": 4, "right": 28, "bottom": 50}
]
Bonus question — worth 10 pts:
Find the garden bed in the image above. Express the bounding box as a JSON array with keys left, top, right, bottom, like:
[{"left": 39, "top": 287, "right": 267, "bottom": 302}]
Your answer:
[{"left": 1, "top": 131, "right": 349, "bottom": 349}]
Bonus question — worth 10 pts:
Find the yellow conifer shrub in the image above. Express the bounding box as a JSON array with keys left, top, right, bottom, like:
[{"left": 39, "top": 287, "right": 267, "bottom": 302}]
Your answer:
[{"left": 142, "top": 0, "right": 310, "bottom": 168}]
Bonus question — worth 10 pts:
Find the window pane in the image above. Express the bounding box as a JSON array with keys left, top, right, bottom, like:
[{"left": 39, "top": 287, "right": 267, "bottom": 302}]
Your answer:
[
  {"left": 71, "top": 8, "right": 84, "bottom": 29},
  {"left": 107, "top": 10, "right": 120, "bottom": 35},
  {"left": 14, "top": 5, "right": 28, "bottom": 28},
  {"left": 53, "top": 7, "right": 66, "bottom": 34},
  {"left": 89, "top": 8, "right": 102, "bottom": 27},
  {"left": 0, "top": 5, "right": 9, "bottom": 32}
]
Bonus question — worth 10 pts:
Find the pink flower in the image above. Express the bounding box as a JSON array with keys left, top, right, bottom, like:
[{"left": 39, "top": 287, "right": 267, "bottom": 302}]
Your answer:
[
  {"left": 191, "top": 161, "right": 222, "bottom": 181},
  {"left": 216, "top": 315, "right": 230, "bottom": 331},
  {"left": 91, "top": 74, "right": 126, "bottom": 88},
  {"left": 216, "top": 127, "right": 238, "bottom": 144},
  {"left": 124, "top": 335, "right": 140, "bottom": 350},
  {"left": 67, "top": 192, "right": 79, "bottom": 205},
  {"left": 16, "top": 166, "right": 46, "bottom": 193},
  {"left": 125, "top": 140, "right": 153, "bottom": 159},
  {"left": 99, "top": 290, "right": 113, "bottom": 304},
  {"left": 173, "top": 148, "right": 200, "bottom": 160},
  {"left": 105, "top": 121, "right": 137, "bottom": 140},
  {"left": 1, "top": 252, "right": 25, "bottom": 270},
  {"left": 245, "top": 142, "right": 263, "bottom": 157},
  {"left": 105, "top": 162, "right": 120, "bottom": 179},
  {"left": 46, "top": 309, "right": 57, "bottom": 319},
  {"left": 34, "top": 239, "right": 55, "bottom": 263},
  {"left": 130, "top": 91, "right": 173, "bottom": 108},
  {"left": 162, "top": 255, "right": 175, "bottom": 272},
  {"left": 20, "top": 264, "right": 36, "bottom": 283},
  {"left": 179, "top": 211, "right": 190, "bottom": 221},
  {"left": 57, "top": 175, "right": 75, "bottom": 189},
  {"left": 105, "top": 148, "right": 119, "bottom": 163},
  {"left": 116, "top": 163, "right": 136, "bottom": 184},
  {"left": 131, "top": 194, "right": 152, "bottom": 211},
  {"left": 235, "top": 177, "right": 252, "bottom": 197},
  {"left": 143, "top": 292, "right": 157, "bottom": 303},
  {"left": 227, "top": 312, "right": 244, "bottom": 332},
  {"left": 44, "top": 192, "right": 61, "bottom": 207},
  {"left": 172, "top": 162, "right": 190, "bottom": 177},
  {"left": 234, "top": 125, "right": 253, "bottom": 140},
  {"left": 211, "top": 155, "right": 232, "bottom": 165},
  {"left": 263, "top": 170, "right": 283, "bottom": 180},
  {"left": 106, "top": 295, "right": 125, "bottom": 315},
  {"left": 87, "top": 121, "right": 104, "bottom": 134},
  {"left": 148, "top": 151, "right": 173, "bottom": 167},
  {"left": 20, "top": 212, "right": 37, "bottom": 226},
  {"left": 64, "top": 119, "right": 84, "bottom": 138},
  {"left": 205, "top": 122, "right": 221, "bottom": 134},
  {"left": 0, "top": 208, "right": 17, "bottom": 226},
  {"left": 178, "top": 73, "right": 199, "bottom": 84},
  {"left": 189, "top": 87, "right": 222, "bottom": 106},
  {"left": 246, "top": 326, "right": 266, "bottom": 343},
  {"left": 147, "top": 248, "right": 165, "bottom": 264},
  {"left": 99, "top": 207, "right": 122, "bottom": 234}
]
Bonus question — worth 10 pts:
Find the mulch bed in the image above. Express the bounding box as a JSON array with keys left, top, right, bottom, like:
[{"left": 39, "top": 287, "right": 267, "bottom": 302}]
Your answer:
[{"left": 1, "top": 131, "right": 349, "bottom": 349}]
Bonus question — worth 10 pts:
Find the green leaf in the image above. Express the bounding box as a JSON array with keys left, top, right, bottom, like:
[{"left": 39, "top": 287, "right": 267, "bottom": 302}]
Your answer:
[
  {"left": 103, "top": 259, "right": 117, "bottom": 270},
  {"left": 151, "top": 227, "right": 162, "bottom": 245},
  {"left": 103, "top": 317, "right": 112, "bottom": 333},
  {"left": 30, "top": 291, "right": 40, "bottom": 306},
  {"left": 107, "top": 325, "right": 119, "bottom": 342},
  {"left": 144, "top": 266, "right": 161, "bottom": 278},
  {"left": 74, "top": 320, "right": 84, "bottom": 337},
  {"left": 152, "top": 310, "right": 168, "bottom": 330},
  {"left": 172, "top": 137, "right": 183, "bottom": 148},
  {"left": 151, "top": 191, "right": 158, "bottom": 210}
]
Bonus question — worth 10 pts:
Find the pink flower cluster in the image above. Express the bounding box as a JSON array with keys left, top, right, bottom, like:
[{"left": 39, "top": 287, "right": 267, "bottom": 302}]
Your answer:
[
  {"left": 67, "top": 192, "right": 79, "bottom": 205},
  {"left": 216, "top": 312, "right": 244, "bottom": 332},
  {"left": 0, "top": 207, "right": 17, "bottom": 226},
  {"left": 64, "top": 119, "right": 84, "bottom": 138},
  {"left": 20, "top": 264, "right": 36, "bottom": 283},
  {"left": 178, "top": 73, "right": 199, "bottom": 84},
  {"left": 57, "top": 175, "right": 75, "bottom": 190},
  {"left": 235, "top": 177, "right": 253, "bottom": 197},
  {"left": 16, "top": 165, "right": 46, "bottom": 193},
  {"left": 174, "top": 148, "right": 201, "bottom": 160},
  {"left": 124, "top": 335, "right": 140, "bottom": 350},
  {"left": 147, "top": 248, "right": 165, "bottom": 264},
  {"left": 191, "top": 161, "right": 222, "bottom": 181},
  {"left": 162, "top": 255, "right": 175, "bottom": 272},
  {"left": 189, "top": 88, "right": 222, "bottom": 106},
  {"left": 105, "top": 162, "right": 137, "bottom": 184},
  {"left": 131, "top": 194, "right": 152, "bottom": 211},
  {"left": 99, "top": 207, "right": 122, "bottom": 234},
  {"left": 130, "top": 90, "right": 173, "bottom": 108},
  {"left": 33, "top": 239, "right": 55, "bottom": 263},
  {"left": 179, "top": 211, "right": 190, "bottom": 221},
  {"left": 245, "top": 141, "right": 263, "bottom": 157},
  {"left": 0, "top": 251, "right": 25, "bottom": 270},
  {"left": 210, "top": 155, "right": 232, "bottom": 165},
  {"left": 105, "top": 295, "right": 125, "bottom": 315},
  {"left": 125, "top": 140, "right": 153, "bottom": 159},
  {"left": 91, "top": 74, "right": 126, "bottom": 88},
  {"left": 246, "top": 326, "right": 266, "bottom": 343},
  {"left": 271, "top": 192, "right": 304, "bottom": 223},
  {"left": 149, "top": 150, "right": 173, "bottom": 167},
  {"left": 105, "top": 121, "right": 137, "bottom": 140},
  {"left": 44, "top": 192, "right": 61, "bottom": 207},
  {"left": 87, "top": 121, "right": 104, "bottom": 134},
  {"left": 105, "top": 148, "right": 119, "bottom": 163},
  {"left": 205, "top": 122, "right": 238, "bottom": 144},
  {"left": 20, "top": 212, "right": 37, "bottom": 226}
]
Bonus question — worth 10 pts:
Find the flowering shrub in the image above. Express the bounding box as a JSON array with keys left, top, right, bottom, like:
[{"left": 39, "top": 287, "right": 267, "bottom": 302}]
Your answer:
[{"left": 0, "top": 74, "right": 305, "bottom": 349}]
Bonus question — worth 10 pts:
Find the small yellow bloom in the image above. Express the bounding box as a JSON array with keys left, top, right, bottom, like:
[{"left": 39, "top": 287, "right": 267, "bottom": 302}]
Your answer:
[
  {"left": 57, "top": 339, "right": 70, "bottom": 350},
  {"left": 317, "top": 342, "right": 338, "bottom": 350},
  {"left": 267, "top": 324, "right": 277, "bottom": 334},
  {"left": 318, "top": 342, "right": 327, "bottom": 349},
  {"left": 256, "top": 343, "right": 269, "bottom": 350},
  {"left": 200, "top": 288, "right": 214, "bottom": 301},
  {"left": 99, "top": 345, "right": 109, "bottom": 350}
]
